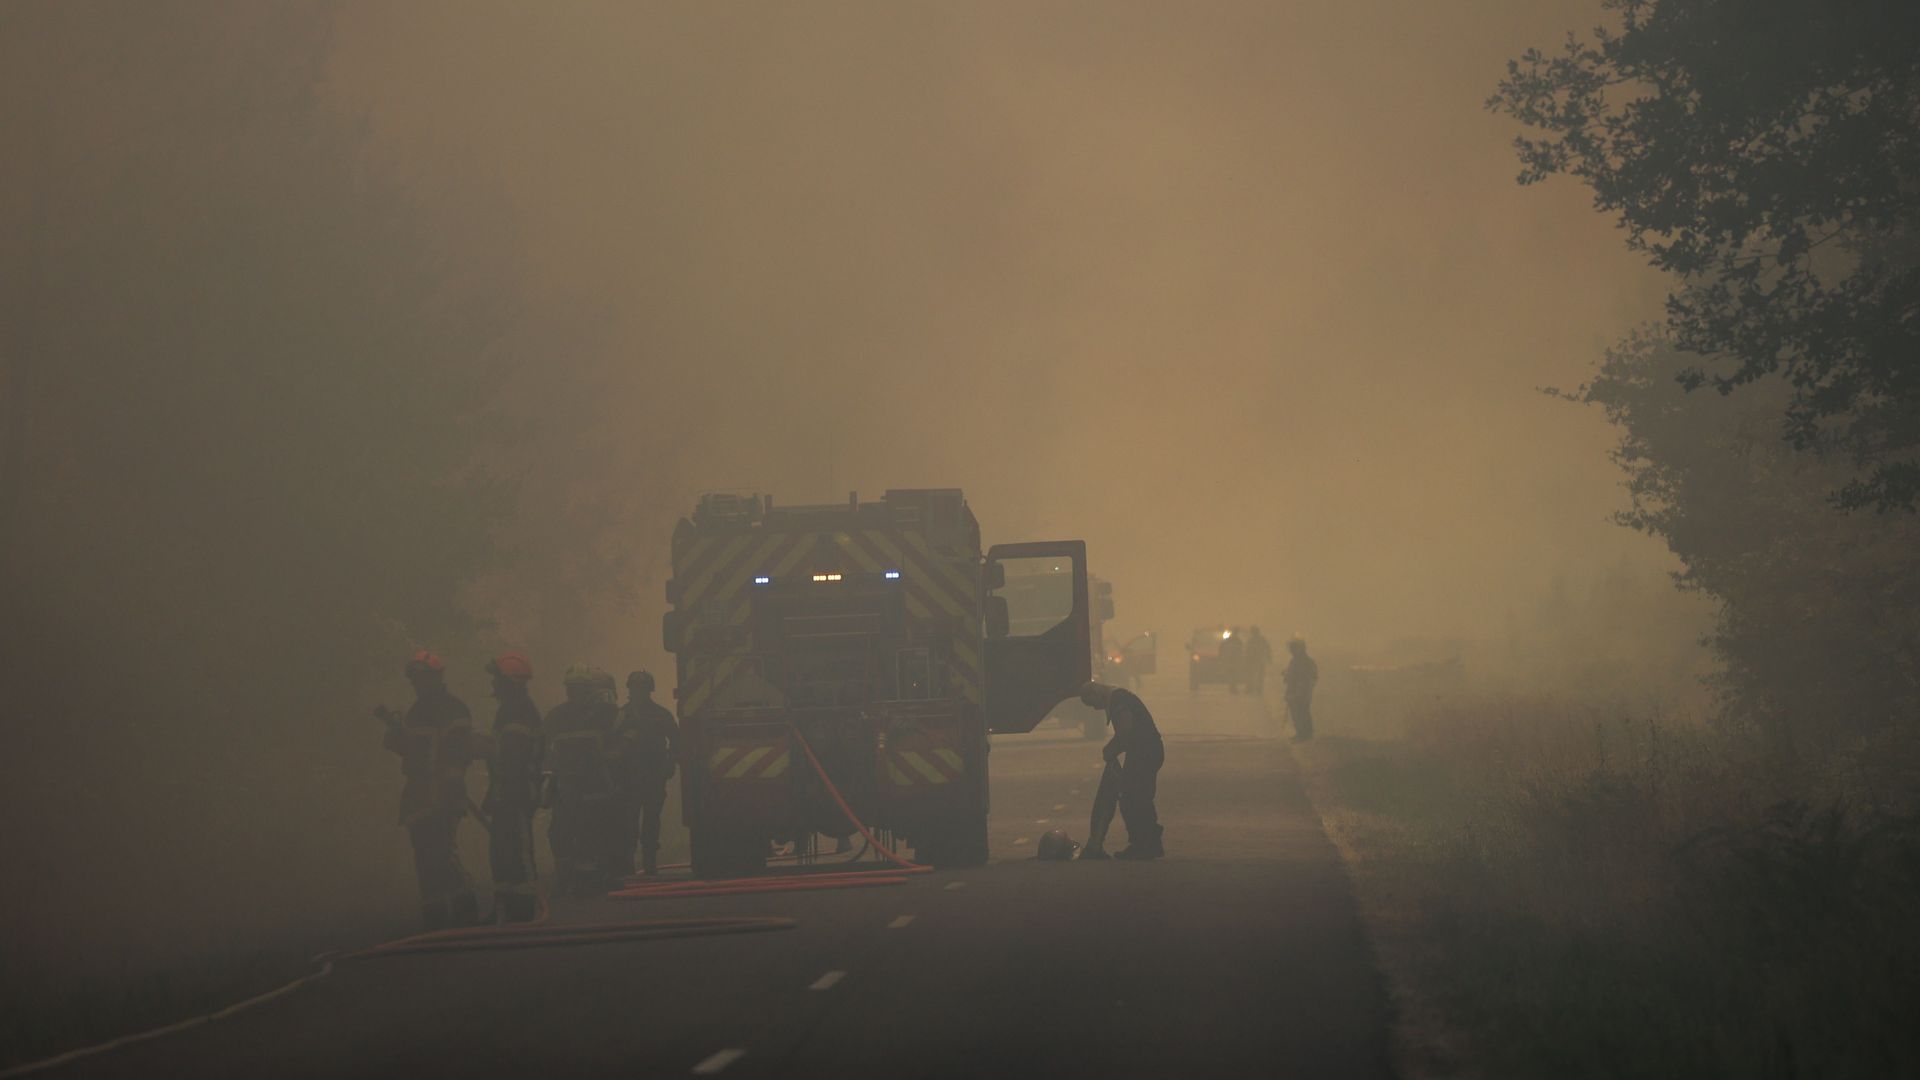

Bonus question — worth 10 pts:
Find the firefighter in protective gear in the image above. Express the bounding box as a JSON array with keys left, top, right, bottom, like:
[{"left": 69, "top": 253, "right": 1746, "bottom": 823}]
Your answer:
[
  {"left": 544, "top": 665, "right": 625, "bottom": 896},
  {"left": 1080, "top": 681, "right": 1165, "bottom": 859},
  {"left": 379, "top": 649, "right": 480, "bottom": 930},
  {"left": 1221, "top": 627, "right": 1248, "bottom": 693},
  {"left": 1283, "top": 637, "right": 1319, "bottom": 742},
  {"left": 1245, "top": 626, "right": 1274, "bottom": 694},
  {"left": 618, "top": 670, "right": 680, "bottom": 877},
  {"left": 481, "top": 652, "right": 543, "bottom": 922}
]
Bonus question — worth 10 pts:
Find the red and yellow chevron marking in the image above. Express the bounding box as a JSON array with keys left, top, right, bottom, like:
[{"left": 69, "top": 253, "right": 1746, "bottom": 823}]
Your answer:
[
  {"left": 880, "top": 744, "right": 966, "bottom": 790},
  {"left": 676, "top": 523, "right": 989, "bottom": 712},
  {"left": 707, "top": 740, "right": 793, "bottom": 781}
]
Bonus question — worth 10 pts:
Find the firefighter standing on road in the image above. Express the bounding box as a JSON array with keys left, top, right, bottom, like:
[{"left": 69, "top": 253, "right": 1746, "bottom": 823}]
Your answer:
[
  {"left": 379, "top": 649, "right": 480, "bottom": 930},
  {"left": 619, "top": 670, "right": 680, "bottom": 877},
  {"left": 1079, "top": 681, "right": 1165, "bottom": 859},
  {"left": 1245, "top": 626, "right": 1273, "bottom": 694},
  {"left": 544, "top": 665, "right": 624, "bottom": 896},
  {"left": 480, "top": 652, "right": 543, "bottom": 922},
  {"left": 1284, "top": 637, "right": 1319, "bottom": 742},
  {"left": 1221, "top": 627, "right": 1247, "bottom": 694}
]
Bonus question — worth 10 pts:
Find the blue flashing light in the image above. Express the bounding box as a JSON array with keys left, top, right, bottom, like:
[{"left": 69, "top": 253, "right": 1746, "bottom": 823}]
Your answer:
[
  {"left": 884, "top": 570, "right": 902, "bottom": 580},
  {"left": 753, "top": 576, "right": 771, "bottom": 585}
]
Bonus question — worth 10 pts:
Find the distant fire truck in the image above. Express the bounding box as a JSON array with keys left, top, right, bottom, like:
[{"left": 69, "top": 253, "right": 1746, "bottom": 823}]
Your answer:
[{"left": 663, "top": 490, "right": 1091, "bottom": 874}]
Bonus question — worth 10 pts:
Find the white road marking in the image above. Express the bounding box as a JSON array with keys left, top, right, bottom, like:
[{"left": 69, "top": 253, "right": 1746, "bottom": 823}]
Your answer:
[
  {"left": 1035, "top": 819, "right": 1049, "bottom": 825},
  {"left": 1069, "top": 789, "right": 1080, "bottom": 795},
  {"left": 1053, "top": 804, "right": 1068, "bottom": 811},
  {"left": 809, "top": 970, "right": 846, "bottom": 991},
  {"left": 1013, "top": 837, "right": 1030, "bottom": 845},
  {"left": 692, "top": 1048, "right": 746, "bottom": 1075},
  {"left": 887, "top": 915, "right": 916, "bottom": 929},
  {"left": 944, "top": 881, "right": 965, "bottom": 890}
]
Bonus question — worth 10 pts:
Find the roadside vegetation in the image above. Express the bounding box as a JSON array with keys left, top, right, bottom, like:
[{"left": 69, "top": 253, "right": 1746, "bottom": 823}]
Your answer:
[
  {"left": 1301, "top": 3, "right": 1920, "bottom": 1075},
  {"left": 1302, "top": 696, "right": 1920, "bottom": 1078}
]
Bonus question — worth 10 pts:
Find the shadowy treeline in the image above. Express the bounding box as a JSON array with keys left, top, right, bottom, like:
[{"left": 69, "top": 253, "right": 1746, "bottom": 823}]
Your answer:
[{"left": 0, "top": 1, "right": 661, "bottom": 998}]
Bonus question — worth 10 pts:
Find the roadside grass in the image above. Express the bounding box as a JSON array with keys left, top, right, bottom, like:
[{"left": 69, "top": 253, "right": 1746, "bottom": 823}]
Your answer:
[{"left": 1300, "top": 697, "right": 1920, "bottom": 1079}]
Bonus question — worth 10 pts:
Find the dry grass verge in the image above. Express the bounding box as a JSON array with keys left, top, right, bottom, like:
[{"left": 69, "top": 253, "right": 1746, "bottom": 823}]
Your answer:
[{"left": 1298, "top": 696, "right": 1920, "bottom": 1079}]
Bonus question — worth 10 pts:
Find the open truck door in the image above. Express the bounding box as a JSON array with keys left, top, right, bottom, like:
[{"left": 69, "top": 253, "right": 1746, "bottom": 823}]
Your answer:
[{"left": 983, "top": 540, "right": 1091, "bottom": 734}]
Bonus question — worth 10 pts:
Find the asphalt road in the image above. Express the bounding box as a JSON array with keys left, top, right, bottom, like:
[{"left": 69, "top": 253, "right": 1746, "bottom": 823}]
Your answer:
[{"left": 57, "top": 683, "right": 1391, "bottom": 1079}]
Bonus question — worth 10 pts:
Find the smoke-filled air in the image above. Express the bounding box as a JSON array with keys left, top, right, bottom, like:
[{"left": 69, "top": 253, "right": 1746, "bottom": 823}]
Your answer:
[{"left": 3, "top": 1, "right": 1915, "bottom": 1076}]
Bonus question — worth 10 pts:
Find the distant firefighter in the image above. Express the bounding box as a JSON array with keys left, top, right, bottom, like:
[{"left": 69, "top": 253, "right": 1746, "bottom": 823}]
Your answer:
[
  {"left": 1283, "top": 637, "right": 1319, "bottom": 742},
  {"left": 1220, "top": 627, "right": 1248, "bottom": 694},
  {"left": 1079, "top": 682, "right": 1165, "bottom": 859},
  {"left": 1245, "top": 626, "right": 1273, "bottom": 694},
  {"left": 544, "top": 665, "right": 626, "bottom": 897},
  {"left": 619, "top": 670, "right": 680, "bottom": 877},
  {"left": 481, "top": 652, "right": 543, "bottom": 922},
  {"left": 377, "top": 649, "right": 480, "bottom": 930}
]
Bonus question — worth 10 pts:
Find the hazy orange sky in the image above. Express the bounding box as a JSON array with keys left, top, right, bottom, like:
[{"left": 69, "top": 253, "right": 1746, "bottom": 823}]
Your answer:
[{"left": 327, "top": 0, "right": 1682, "bottom": 662}]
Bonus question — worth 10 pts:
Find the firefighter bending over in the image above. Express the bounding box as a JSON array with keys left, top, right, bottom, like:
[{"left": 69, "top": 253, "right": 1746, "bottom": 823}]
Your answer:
[
  {"left": 544, "top": 665, "right": 625, "bottom": 896},
  {"left": 620, "top": 670, "right": 680, "bottom": 877},
  {"left": 1284, "top": 637, "right": 1318, "bottom": 742},
  {"left": 378, "top": 649, "right": 480, "bottom": 930},
  {"left": 1079, "top": 681, "right": 1166, "bottom": 860},
  {"left": 481, "top": 652, "right": 543, "bottom": 922}
]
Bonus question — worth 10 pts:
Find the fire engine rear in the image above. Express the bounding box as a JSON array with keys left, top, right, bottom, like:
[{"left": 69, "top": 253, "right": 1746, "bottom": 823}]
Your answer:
[{"left": 662, "top": 489, "right": 1090, "bottom": 874}]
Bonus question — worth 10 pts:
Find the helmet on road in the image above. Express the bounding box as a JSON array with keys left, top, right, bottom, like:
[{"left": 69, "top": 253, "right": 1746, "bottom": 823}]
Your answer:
[
  {"left": 405, "top": 649, "right": 445, "bottom": 677},
  {"left": 627, "top": 670, "right": 656, "bottom": 694},
  {"left": 487, "top": 652, "right": 534, "bottom": 681},
  {"left": 1036, "top": 828, "right": 1080, "bottom": 861}
]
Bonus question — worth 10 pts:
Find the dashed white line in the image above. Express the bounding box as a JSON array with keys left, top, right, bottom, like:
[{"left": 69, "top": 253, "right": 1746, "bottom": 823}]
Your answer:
[
  {"left": 809, "top": 970, "right": 846, "bottom": 991},
  {"left": 887, "top": 915, "right": 916, "bottom": 929},
  {"left": 944, "top": 880, "right": 966, "bottom": 890},
  {"left": 692, "top": 1048, "right": 746, "bottom": 1075},
  {"left": 1013, "top": 837, "right": 1031, "bottom": 845},
  {"left": 1035, "top": 818, "right": 1050, "bottom": 825},
  {"left": 1053, "top": 803, "right": 1068, "bottom": 811},
  {"left": 1069, "top": 789, "right": 1081, "bottom": 795}
]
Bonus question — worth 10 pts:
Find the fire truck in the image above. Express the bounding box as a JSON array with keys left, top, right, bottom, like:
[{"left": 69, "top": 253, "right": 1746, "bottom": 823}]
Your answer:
[{"left": 662, "top": 490, "right": 1091, "bottom": 874}]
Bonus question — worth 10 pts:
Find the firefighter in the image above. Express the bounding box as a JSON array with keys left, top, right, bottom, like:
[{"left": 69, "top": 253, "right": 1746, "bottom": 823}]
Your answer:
[
  {"left": 1245, "top": 626, "right": 1273, "bottom": 694},
  {"left": 481, "top": 652, "right": 543, "bottom": 922},
  {"left": 544, "top": 665, "right": 624, "bottom": 896},
  {"left": 619, "top": 670, "right": 679, "bottom": 877},
  {"left": 1079, "top": 681, "right": 1165, "bottom": 859},
  {"left": 1220, "top": 627, "right": 1247, "bottom": 693},
  {"left": 378, "top": 649, "right": 480, "bottom": 930},
  {"left": 1283, "top": 637, "right": 1319, "bottom": 742}
]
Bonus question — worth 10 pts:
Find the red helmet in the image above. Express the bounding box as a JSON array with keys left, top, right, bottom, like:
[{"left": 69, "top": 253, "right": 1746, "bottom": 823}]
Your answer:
[
  {"left": 406, "top": 649, "right": 445, "bottom": 676},
  {"left": 487, "top": 652, "right": 534, "bottom": 680}
]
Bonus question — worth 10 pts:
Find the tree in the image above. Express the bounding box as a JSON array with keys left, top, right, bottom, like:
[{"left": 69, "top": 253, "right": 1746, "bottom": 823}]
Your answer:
[
  {"left": 1572, "top": 331, "right": 1920, "bottom": 758},
  {"left": 1491, "top": 0, "right": 1920, "bottom": 510}
]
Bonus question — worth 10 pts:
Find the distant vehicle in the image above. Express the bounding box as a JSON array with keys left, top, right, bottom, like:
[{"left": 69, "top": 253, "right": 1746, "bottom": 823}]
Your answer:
[
  {"left": 664, "top": 489, "right": 1092, "bottom": 873},
  {"left": 1188, "top": 626, "right": 1241, "bottom": 691},
  {"left": 1105, "top": 631, "right": 1158, "bottom": 690}
]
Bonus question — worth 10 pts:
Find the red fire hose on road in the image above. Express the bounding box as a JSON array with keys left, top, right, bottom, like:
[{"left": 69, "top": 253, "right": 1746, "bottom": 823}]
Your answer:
[{"left": 609, "top": 724, "right": 933, "bottom": 901}]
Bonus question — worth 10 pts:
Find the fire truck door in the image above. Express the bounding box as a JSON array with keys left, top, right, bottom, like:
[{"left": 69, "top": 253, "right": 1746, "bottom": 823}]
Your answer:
[{"left": 983, "top": 540, "right": 1091, "bottom": 734}]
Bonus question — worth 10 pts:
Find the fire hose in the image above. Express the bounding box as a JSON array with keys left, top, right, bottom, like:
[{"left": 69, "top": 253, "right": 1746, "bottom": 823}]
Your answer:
[
  {"left": 608, "top": 724, "right": 932, "bottom": 901},
  {"left": 0, "top": 726, "right": 932, "bottom": 1075}
]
